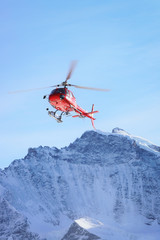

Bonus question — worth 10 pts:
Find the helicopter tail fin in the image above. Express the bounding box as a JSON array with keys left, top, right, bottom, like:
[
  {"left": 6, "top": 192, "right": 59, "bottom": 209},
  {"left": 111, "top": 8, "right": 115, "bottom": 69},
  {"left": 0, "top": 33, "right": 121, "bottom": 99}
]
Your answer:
[{"left": 90, "top": 104, "right": 98, "bottom": 130}]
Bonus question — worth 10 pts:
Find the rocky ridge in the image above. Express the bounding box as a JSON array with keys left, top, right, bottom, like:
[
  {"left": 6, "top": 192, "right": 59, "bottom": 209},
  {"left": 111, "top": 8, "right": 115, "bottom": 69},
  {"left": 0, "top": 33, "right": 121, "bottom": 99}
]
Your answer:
[{"left": 0, "top": 128, "right": 160, "bottom": 239}]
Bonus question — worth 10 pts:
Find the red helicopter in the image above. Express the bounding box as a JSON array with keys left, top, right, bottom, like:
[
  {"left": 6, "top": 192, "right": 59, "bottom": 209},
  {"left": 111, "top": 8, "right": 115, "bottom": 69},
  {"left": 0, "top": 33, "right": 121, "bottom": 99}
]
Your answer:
[{"left": 9, "top": 61, "right": 110, "bottom": 129}]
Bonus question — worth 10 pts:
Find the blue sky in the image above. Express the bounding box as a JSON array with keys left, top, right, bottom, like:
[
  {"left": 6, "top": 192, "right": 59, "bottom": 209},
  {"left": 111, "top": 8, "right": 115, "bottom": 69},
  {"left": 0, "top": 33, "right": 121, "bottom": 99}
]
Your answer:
[{"left": 0, "top": 0, "right": 160, "bottom": 168}]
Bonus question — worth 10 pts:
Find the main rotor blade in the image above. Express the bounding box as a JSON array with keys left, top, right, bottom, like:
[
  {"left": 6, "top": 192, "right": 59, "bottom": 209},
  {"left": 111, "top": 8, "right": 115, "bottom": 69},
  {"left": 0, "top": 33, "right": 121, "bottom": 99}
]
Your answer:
[
  {"left": 69, "top": 84, "right": 110, "bottom": 92},
  {"left": 8, "top": 85, "right": 58, "bottom": 94},
  {"left": 65, "top": 60, "right": 77, "bottom": 83}
]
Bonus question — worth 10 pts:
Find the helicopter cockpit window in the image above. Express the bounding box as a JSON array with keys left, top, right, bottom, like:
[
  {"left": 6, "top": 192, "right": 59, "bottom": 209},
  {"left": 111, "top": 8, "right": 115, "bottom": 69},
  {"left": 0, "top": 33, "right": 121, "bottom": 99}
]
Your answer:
[
  {"left": 52, "top": 88, "right": 65, "bottom": 94},
  {"left": 51, "top": 89, "right": 56, "bottom": 94},
  {"left": 57, "top": 88, "right": 65, "bottom": 94},
  {"left": 66, "top": 90, "right": 70, "bottom": 96}
]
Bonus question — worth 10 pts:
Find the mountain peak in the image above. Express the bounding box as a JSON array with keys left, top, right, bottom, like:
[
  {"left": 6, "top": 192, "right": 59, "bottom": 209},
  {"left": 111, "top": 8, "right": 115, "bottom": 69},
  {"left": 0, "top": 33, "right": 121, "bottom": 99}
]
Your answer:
[{"left": 0, "top": 128, "right": 160, "bottom": 239}]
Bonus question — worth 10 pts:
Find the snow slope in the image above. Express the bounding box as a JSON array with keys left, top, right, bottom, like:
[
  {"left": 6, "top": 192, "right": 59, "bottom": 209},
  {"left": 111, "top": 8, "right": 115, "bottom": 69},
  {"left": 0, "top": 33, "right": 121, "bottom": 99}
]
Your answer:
[
  {"left": 0, "top": 196, "right": 43, "bottom": 240},
  {"left": 0, "top": 128, "right": 160, "bottom": 240}
]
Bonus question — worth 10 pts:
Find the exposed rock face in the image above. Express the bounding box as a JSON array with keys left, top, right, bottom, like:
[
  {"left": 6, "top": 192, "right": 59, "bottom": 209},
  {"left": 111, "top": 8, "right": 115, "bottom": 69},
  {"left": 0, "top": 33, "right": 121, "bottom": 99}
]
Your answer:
[
  {"left": 0, "top": 129, "right": 160, "bottom": 239},
  {"left": 61, "top": 222, "right": 100, "bottom": 240}
]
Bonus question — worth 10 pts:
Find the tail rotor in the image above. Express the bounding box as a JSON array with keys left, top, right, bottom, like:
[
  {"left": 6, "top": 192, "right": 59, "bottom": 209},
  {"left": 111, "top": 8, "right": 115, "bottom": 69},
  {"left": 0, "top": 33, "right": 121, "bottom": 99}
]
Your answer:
[{"left": 90, "top": 104, "right": 98, "bottom": 129}]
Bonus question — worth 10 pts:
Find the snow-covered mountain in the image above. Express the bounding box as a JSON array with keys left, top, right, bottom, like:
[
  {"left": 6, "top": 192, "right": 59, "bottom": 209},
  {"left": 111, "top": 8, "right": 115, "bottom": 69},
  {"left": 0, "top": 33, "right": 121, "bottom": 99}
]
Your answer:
[
  {"left": 0, "top": 196, "right": 43, "bottom": 240},
  {"left": 0, "top": 128, "right": 160, "bottom": 240}
]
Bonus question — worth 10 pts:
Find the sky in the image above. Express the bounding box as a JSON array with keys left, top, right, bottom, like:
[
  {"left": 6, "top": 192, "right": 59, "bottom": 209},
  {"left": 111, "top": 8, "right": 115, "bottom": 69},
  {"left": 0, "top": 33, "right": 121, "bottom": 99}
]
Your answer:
[{"left": 0, "top": 0, "right": 160, "bottom": 169}]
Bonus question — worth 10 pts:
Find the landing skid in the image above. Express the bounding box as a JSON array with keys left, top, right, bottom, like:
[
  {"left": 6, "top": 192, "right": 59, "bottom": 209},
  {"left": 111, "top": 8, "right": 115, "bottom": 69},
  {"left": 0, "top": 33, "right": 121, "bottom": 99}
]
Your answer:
[{"left": 48, "top": 111, "right": 63, "bottom": 123}]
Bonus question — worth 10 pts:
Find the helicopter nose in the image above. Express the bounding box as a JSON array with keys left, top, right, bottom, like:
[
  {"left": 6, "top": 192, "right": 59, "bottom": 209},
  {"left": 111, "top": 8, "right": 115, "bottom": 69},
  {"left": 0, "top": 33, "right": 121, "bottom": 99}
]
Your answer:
[{"left": 49, "top": 94, "right": 58, "bottom": 102}]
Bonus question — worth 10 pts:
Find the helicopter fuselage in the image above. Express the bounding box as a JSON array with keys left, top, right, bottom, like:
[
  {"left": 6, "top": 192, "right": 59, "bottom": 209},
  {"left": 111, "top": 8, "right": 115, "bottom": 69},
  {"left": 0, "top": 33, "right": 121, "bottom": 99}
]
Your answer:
[
  {"left": 48, "top": 87, "right": 77, "bottom": 112},
  {"left": 47, "top": 87, "right": 98, "bottom": 125}
]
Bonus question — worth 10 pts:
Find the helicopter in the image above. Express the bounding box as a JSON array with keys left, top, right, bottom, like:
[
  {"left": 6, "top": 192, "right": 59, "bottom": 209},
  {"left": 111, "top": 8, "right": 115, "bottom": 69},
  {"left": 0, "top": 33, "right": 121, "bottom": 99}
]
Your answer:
[{"left": 9, "top": 61, "right": 110, "bottom": 129}]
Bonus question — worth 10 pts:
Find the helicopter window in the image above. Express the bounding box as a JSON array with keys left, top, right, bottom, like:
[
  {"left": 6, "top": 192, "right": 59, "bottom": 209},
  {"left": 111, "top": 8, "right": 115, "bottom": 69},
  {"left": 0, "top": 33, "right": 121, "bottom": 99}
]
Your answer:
[
  {"left": 51, "top": 89, "right": 56, "bottom": 94},
  {"left": 57, "top": 88, "right": 65, "bottom": 94},
  {"left": 66, "top": 90, "right": 70, "bottom": 96},
  {"left": 52, "top": 88, "right": 65, "bottom": 94}
]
